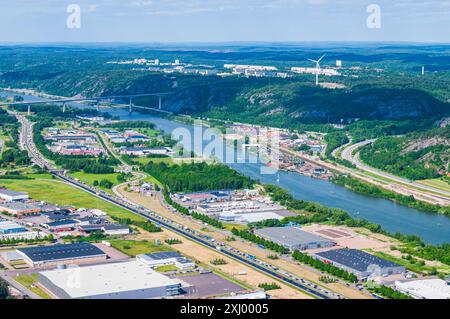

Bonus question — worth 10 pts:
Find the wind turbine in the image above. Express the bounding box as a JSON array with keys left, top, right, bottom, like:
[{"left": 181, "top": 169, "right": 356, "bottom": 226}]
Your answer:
[{"left": 308, "top": 54, "right": 326, "bottom": 86}]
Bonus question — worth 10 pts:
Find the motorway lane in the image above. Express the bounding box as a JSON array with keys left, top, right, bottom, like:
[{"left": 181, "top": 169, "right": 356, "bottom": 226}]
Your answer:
[{"left": 341, "top": 139, "right": 450, "bottom": 199}]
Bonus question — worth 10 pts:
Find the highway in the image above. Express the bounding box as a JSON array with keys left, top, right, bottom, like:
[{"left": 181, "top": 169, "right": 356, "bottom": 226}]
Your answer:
[
  {"left": 341, "top": 139, "right": 450, "bottom": 200},
  {"left": 17, "top": 114, "right": 341, "bottom": 300}
]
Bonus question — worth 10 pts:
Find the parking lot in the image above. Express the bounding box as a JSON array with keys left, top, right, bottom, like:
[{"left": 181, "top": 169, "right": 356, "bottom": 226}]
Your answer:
[{"left": 177, "top": 273, "right": 246, "bottom": 298}]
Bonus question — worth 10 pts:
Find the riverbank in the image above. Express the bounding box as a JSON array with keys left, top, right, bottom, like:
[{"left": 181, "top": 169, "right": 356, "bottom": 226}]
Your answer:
[
  {"left": 2, "top": 89, "right": 450, "bottom": 244},
  {"left": 332, "top": 175, "right": 450, "bottom": 216}
]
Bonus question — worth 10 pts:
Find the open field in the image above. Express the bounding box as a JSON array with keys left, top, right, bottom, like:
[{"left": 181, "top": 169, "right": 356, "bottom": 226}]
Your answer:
[
  {"left": 135, "top": 128, "right": 160, "bottom": 137},
  {"left": 15, "top": 274, "right": 51, "bottom": 299},
  {"left": 368, "top": 249, "right": 450, "bottom": 274},
  {"left": 132, "top": 157, "right": 174, "bottom": 166},
  {"left": 70, "top": 171, "right": 124, "bottom": 193},
  {"left": 0, "top": 177, "right": 146, "bottom": 223},
  {"left": 109, "top": 239, "right": 174, "bottom": 257}
]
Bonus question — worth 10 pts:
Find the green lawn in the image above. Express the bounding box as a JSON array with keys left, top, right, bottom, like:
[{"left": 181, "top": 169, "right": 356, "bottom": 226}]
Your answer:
[
  {"left": 132, "top": 157, "right": 173, "bottom": 166},
  {"left": 368, "top": 250, "right": 450, "bottom": 274},
  {"left": 136, "top": 128, "right": 161, "bottom": 137},
  {"left": 109, "top": 239, "right": 174, "bottom": 257},
  {"left": 141, "top": 174, "right": 163, "bottom": 186},
  {"left": 155, "top": 265, "right": 179, "bottom": 272},
  {"left": 15, "top": 274, "right": 51, "bottom": 299},
  {"left": 0, "top": 177, "right": 146, "bottom": 223},
  {"left": 70, "top": 171, "right": 124, "bottom": 193}
]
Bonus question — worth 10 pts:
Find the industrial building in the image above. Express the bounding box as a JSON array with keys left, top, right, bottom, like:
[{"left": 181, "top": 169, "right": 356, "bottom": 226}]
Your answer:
[
  {"left": 137, "top": 251, "right": 195, "bottom": 270},
  {"left": 0, "top": 201, "right": 42, "bottom": 216},
  {"left": 0, "top": 220, "right": 27, "bottom": 234},
  {"left": 119, "top": 146, "right": 173, "bottom": 157},
  {"left": 0, "top": 219, "right": 44, "bottom": 240},
  {"left": 254, "top": 226, "right": 335, "bottom": 251},
  {"left": 101, "top": 224, "right": 130, "bottom": 236},
  {"left": 394, "top": 279, "right": 450, "bottom": 299},
  {"left": 16, "top": 242, "right": 107, "bottom": 267},
  {"left": 219, "top": 211, "right": 284, "bottom": 224},
  {"left": 42, "top": 219, "right": 80, "bottom": 232},
  {"left": 0, "top": 189, "right": 29, "bottom": 202},
  {"left": 315, "top": 248, "right": 406, "bottom": 279},
  {"left": 39, "top": 260, "right": 182, "bottom": 299}
]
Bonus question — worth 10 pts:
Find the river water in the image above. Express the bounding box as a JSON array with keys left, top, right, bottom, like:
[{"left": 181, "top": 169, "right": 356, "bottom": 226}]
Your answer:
[{"left": 2, "top": 91, "right": 449, "bottom": 244}]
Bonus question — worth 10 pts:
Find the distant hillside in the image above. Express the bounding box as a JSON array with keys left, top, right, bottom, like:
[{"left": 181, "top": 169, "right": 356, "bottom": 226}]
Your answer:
[
  {"left": 2, "top": 68, "right": 448, "bottom": 127},
  {"left": 359, "top": 127, "right": 450, "bottom": 180},
  {"left": 0, "top": 46, "right": 449, "bottom": 130},
  {"left": 205, "top": 82, "right": 449, "bottom": 126}
]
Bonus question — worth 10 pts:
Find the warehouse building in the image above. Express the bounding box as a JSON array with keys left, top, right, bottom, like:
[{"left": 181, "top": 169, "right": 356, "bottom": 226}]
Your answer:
[
  {"left": 102, "top": 224, "right": 130, "bottom": 236},
  {"left": 0, "top": 189, "right": 29, "bottom": 202},
  {"left": 254, "top": 226, "right": 335, "bottom": 251},
  {"left": 0, "top": 220, "right": 27, "bottom": 234},
  {"left": 0, "top": 202, "right": 41, "bottom": 216},
  {"left": 42, "top": 219, "right": 80, "bottom": 232},
  {"left": 394, "top": 279, "right": 450, "bottom": 299},
  {"left": 39, "top": 260, "right": 182, "bottom": 299},
  {"left": 16, "top": 242, "right": 107, "bottom": 267},
  {"left": 137, "top": 251, "right": 195, "bottom": 270},
  {"left": 315, "top": 248, "right": 405, "bottom": 279}
]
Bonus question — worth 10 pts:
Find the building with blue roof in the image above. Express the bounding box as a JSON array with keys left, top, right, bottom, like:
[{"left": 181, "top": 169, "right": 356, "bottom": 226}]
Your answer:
[
  {"left": 315, "top": 248, "right": 405, "bottom": 279},
  {"left": 17, "top": 242, "right": 107, "bottom": 267}
]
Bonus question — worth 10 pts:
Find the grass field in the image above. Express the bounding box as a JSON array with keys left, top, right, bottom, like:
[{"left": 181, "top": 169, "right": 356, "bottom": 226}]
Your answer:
[
  {"left": 223, "top": 223, "right": 247, "bottom": 232},
  {"left": 15, "top": 274, "right": 51, "bottom": 299},
  {"left": 70, "top": 171, "right": 123, "bottom": 193},
  {"left": 0, "top": 177, "right": 146, "bottom": 223},
  {"left": 368, "top": 250, "right": 450, "bottom": 274},
  {"left": 417, "top": 178, "right": 450, "bottom": 193},
  {"left": 132, "top": 157, "right": 174, "bottom": 166},
  {"left": 136, "top": 128, "right": 161, "bottom": 137},
  {"left": 109, "top": 239, "right": 174, "bottom": 257},
  {"left": 155, "top": 265, "right": 178, "bottom": 272}
]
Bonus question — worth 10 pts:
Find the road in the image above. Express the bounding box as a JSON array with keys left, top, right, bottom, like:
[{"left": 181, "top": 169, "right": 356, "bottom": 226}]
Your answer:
[
  {"left": 0, "top": 272, "right": 42, "bottom": 299},
  {"left": 341, "top": 139, "right": 450, "bottom": 199},
  {"left": 17, "top": 115, "right": 340, "bottom": 300}
]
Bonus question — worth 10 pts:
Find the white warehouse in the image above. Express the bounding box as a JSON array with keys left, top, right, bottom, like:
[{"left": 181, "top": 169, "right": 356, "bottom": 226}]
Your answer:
[
  {"left": 0, "top": 189, "right": 29, "bottom": 202},
  {"left": 39, "top": 261, "right": 182, "bottom": 299}
]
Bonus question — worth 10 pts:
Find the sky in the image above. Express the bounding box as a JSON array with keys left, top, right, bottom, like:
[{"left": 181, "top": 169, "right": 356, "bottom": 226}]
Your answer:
[{"left": 0, "top": 0, "right": 449, "bottom": 43}]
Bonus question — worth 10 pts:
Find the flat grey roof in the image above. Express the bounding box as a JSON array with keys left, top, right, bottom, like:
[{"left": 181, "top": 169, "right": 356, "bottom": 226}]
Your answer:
[
  {"left": 0, "top": 202, "right": 40, "bottom": 211},
  {"left": 0, "top": 189, "right": 28, "bottom": 197},
  {"left": 146, "top": 251, "right": 183, "bottom": 260},
  {"left": 315, "top": 248, "right": 404, "bottom": 272},
  {"left": 102, "top": 224, "right": 129, "bottom": 230},
  {"left": 255, "top": 226, "right": 334, "bottom": 246}
]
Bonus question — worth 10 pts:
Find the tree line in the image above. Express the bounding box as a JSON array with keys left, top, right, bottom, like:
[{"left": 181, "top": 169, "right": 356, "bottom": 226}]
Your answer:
[
  {"left": 230, "top": 228, "right": 288, "bottom": 254},
  {"left": 292, "top": 250, "right": 358, "bottom": 283}
]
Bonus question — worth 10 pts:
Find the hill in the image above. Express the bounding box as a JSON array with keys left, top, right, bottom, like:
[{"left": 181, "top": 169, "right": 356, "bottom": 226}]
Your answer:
[{"left": 359, "top": 127, "right": 450, "bottom": 180}]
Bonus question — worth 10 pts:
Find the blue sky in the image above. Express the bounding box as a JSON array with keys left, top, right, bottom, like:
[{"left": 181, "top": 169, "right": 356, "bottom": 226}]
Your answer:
[{"left": 0, "top": 0, "right": 449, "bottom": 43}]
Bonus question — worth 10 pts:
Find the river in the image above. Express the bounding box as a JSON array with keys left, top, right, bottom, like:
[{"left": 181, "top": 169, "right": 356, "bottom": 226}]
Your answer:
[{"left": 2, "top": 90, "right": 449, "bottom": 244}]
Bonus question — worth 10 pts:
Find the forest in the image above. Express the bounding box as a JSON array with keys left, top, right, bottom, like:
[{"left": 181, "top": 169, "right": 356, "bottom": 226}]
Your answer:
[
  {"left": 359, "top": 127, "right": 449, "bottom": 180},
  {"left": 143, "top": 161, "right": 254, "bottom": 193}
]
